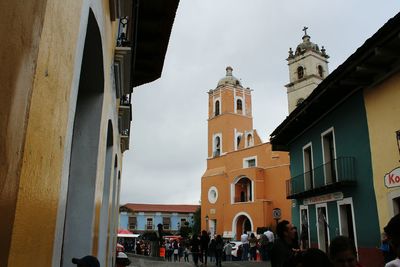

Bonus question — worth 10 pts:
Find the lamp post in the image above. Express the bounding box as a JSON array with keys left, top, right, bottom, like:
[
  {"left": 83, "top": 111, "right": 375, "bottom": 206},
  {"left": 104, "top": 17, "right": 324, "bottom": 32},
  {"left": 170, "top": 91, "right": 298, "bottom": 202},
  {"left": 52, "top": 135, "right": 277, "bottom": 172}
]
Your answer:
[{"left": 205, "top": 215, "right": 209, "bottom": 232}]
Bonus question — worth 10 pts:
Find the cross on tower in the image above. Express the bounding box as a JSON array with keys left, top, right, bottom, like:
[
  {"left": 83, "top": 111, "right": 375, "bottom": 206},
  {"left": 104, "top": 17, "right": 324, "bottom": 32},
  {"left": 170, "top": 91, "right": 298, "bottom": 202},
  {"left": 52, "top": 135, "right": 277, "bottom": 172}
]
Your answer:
[{"left": 302, "top": 26, "right": 308, "bottom": 36}]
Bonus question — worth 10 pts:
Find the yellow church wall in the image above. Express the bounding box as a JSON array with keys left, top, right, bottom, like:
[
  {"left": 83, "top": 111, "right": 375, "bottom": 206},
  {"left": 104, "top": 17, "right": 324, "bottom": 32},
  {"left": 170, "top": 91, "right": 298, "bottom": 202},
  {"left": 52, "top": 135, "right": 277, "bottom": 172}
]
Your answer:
[
  {"left": 364, "top": 71, "right": 400, "bottom": 230},
  {"left": 0, "top": 1, "right": 48, "bottom": 265},
  {"left": 203, "top": 69, "right": 290, "bottom": 240},
  {"left": 202, "top": 142, "right": 290, "bottom": 237},
  {"left": 264, "top": 166, "right": 291, "bottom": 223},
  {"left": 6, "top": 1, "right": 121, "bottom": 265},
  {"left": 221, "top": 88, "right": 235, "bottom": 113},
  {"left": 207, "top": 114, "right": 253, "bottom": 157},
  {"left": 7, "top": 1, "right": 84, "bottom": 265}
]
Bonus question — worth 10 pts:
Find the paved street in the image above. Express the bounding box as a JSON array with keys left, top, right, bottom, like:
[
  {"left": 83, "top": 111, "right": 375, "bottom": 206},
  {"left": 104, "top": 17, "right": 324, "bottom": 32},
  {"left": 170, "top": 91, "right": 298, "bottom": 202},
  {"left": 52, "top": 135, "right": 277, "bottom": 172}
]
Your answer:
[{"left": 128, "top": 255, "right": 271, "bottom": 267}]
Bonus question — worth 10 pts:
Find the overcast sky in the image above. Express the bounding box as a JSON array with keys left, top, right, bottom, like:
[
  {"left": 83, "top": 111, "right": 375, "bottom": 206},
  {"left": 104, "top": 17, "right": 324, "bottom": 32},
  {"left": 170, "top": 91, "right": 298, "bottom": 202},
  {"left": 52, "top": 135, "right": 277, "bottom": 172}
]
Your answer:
[{"left": 120, "top": 1, "right": 400, "bottom": 205}]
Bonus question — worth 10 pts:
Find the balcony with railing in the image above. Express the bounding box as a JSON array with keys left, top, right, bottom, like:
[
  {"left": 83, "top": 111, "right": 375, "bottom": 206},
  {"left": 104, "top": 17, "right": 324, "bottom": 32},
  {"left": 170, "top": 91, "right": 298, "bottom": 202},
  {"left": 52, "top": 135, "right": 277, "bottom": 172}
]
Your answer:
[
  {"left": 233, "top": 177, "right": 253, "bottom": 204},
  {"left": 119, "top": 95, "right": 131, "bottom": 152},
  {"left": 286, "top": 157, "right": 357, "bottom": 199}
]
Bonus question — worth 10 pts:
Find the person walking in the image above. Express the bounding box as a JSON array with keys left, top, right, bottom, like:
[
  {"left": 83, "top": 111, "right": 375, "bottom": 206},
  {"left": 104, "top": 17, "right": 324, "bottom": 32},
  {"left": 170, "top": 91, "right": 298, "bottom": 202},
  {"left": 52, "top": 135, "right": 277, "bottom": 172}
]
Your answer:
[
  {"left": 184, "top": 246, "right": 190, "bottom": 262},
  {"left": 223, "top": 242, "right": 233, "bottom": 261},
  {"left": 241, "top": 231, "right": 249, "bottom": 261},
  {"left": 215, "top": 235, "right": 224, "bottom": 267},
  {"left": 191, "top": 234, "right": 201, "bottom": 267},
  {"left": 259, "top": 233, "right": 269, "bottom": 261},
  {"left": 208, "top": 238, "right": 216, "bottom": 263},
  {"left": 173, "top": 240, "right": 179, "bottom": 262},
  {"left": 270, "top": 220, "right": 297, "bottom": 267},
  {"left": 249, "top": 233, "right": 258, "bottom": 261},
  {"left": 200, "top": 230, "right": 210, "bottom": 265}
]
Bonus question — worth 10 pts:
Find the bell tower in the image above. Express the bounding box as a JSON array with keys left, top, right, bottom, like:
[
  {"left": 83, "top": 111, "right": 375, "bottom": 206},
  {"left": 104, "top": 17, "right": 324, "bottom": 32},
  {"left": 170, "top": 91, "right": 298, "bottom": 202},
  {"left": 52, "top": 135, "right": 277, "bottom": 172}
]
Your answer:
[
  {"left": 285, "top": 27, "right": 329, "bottom": 113},
  {"left": 207, "top": 66, "right": 254, "bottom": 158}
]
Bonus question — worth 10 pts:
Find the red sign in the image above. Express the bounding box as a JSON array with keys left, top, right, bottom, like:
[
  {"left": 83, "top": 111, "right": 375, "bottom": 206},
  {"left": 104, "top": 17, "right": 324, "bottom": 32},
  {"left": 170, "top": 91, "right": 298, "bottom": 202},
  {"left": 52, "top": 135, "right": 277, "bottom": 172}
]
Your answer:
[{"left": 384, "top": 167, "right": 400, "bottom": 188}]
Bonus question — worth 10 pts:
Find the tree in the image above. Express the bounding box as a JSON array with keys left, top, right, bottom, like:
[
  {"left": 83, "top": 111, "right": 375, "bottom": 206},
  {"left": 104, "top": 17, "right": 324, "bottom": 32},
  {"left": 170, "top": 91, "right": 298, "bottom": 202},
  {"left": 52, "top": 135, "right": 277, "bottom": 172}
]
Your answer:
[{"left": 192, "top": 206, "right": 201, "bottom": 235}]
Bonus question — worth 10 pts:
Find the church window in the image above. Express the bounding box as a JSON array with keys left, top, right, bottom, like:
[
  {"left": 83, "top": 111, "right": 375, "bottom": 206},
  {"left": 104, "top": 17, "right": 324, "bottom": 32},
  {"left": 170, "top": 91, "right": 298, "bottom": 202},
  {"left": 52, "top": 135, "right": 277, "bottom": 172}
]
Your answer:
[
  {"left": 215, "top": 100, "right": 220, "bottom": 116},
  {"left": 246, "top": 134, "right": 253, "bottom": 147},
  {"left": 214, "top": 136, "right": 221, "bottom": 157},
  {"left": 208, "top": 186, "right": 218, "bottom": 204},
  {"left": 243, "top": 156, "right": 257, "bottom": 168},
  {"left": 318, "top": 65, "right": 324, "bottom": 78},
  {"left": 237, "top": 135, "right": 241, "bottom": 148},
  {"left": 296, "top": 98, "right": 305, "bottom": 107},
  {"left": 297, "top": 66, "right": 304, "bottom": 79},
  {"left": 236, "top": 99, "right": 242, "bottom": 112}
]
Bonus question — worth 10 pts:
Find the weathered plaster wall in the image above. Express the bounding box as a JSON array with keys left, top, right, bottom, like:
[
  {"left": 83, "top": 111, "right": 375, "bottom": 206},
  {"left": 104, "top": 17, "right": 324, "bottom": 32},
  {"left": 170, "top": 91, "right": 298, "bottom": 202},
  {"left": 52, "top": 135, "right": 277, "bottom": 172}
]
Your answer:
[
  {"left": 0, "top": 1, "right": 47, "bottom": 266},
  {"left": 7, "top": 0, "right": 83, "bottom": 265},
  {"left": 4, "top": 0, "right": 121, "bottom": 266},
  {"left": 364, "top": 72, "right": 400, "bottom": 229}
]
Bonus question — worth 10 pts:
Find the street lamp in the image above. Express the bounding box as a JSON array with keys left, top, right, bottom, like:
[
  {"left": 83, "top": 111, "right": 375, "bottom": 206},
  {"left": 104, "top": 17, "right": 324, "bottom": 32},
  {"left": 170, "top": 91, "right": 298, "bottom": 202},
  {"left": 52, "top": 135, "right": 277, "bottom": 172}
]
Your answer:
[{"left": 205, "top": 215, "right": 209, "bottom": 231}]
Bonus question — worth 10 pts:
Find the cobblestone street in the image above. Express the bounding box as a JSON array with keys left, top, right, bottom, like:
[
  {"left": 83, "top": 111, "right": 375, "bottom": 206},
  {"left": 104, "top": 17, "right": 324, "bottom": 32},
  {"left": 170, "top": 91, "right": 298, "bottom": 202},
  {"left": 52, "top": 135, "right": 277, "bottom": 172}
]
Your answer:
[{"left": 128, "top": 255, "right": 271, "bottom": 267}]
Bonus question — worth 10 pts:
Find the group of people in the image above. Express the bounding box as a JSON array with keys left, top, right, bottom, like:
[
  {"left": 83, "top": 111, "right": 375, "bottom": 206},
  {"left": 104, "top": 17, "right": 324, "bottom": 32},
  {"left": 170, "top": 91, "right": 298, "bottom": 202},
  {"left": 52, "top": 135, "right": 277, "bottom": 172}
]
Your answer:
[
  {"left": 164, "top": 239, "right": 190, "bottom": 262},
  {"left": 189, "top": 230, "right": 226, "bottom": 267},
  {"left": 270, "top": 214, "right": 400, "bottom": 267},
  {"left": 240, "top": 228, "right": 275, "bottom": 261}
]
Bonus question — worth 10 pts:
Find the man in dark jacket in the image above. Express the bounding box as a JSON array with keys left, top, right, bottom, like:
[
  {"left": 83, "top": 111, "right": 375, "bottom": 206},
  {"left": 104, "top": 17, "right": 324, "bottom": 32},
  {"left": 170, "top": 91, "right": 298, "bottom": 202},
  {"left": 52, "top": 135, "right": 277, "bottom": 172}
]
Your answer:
[
  {"left": 200, "top": 230, "right": 210, "bottom": 265},
  {"left": 270, "top": 220, "right": 297, "bottom": 267}
]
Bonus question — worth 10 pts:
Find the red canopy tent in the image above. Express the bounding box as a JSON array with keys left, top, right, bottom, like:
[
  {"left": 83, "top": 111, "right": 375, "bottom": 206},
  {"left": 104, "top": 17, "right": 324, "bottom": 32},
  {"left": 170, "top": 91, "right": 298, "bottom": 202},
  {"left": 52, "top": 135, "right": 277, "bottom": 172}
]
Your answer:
[
  {"left": 117, "top": 229, "right": 140, "bottom": 238},
  {"left": 118, "top": 229, "right": 133, "bottom": 235}
]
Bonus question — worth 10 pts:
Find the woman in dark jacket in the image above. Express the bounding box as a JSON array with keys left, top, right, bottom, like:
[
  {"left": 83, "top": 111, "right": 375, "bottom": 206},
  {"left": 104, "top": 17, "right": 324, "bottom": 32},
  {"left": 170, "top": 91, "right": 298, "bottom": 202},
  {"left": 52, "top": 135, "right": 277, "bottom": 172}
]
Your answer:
[
  {"left": 200, "top": 230, "right": 210, "bottom": 264},
  {"left": 215, "top": 235, "right": 224, "bottom": 267},
  {"left": 191, "top": 234, "right": 201, "bottom": 266}
]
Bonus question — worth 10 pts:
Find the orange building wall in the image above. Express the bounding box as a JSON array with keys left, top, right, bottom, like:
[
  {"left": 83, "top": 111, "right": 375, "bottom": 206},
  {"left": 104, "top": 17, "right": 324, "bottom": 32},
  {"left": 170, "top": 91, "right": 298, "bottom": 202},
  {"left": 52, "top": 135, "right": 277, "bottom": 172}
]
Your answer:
[{"left": 201, "top": 74, "right": 291, "bottom": 239}]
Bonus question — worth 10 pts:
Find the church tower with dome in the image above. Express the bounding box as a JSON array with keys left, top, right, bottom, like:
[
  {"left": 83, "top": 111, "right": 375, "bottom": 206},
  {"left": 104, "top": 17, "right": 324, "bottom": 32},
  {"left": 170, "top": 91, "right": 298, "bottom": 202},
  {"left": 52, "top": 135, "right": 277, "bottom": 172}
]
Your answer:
[
  {"left": 285, "top": 27, "right": 330, "bottom": 113},
  {"left": 207, "top": 66, "right": 254, "bottom": 158},
  {"left": 201, "top": 67, "right": 291, "bottom": 239}
]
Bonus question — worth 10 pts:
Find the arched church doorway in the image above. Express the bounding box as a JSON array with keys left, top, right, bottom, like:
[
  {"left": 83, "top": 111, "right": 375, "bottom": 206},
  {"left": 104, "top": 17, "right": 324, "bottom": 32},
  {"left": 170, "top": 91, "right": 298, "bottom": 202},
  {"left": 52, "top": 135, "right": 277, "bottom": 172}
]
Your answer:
[{"left": 232, "top": 212, "right": 253, "bottom": 240}]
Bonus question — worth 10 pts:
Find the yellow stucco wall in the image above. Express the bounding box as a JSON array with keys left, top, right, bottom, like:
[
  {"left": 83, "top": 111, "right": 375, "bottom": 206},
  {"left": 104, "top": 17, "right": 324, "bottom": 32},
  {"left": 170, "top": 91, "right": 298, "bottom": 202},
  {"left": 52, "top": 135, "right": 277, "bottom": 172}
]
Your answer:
[
  {"left": 8, "top": 1, "right": 84, "bottom": 265},
  {"left": 364, "top": 71, "right": 400, "bottom": 231},
  {"left": 4, "top": 0, "right": 121, "bottom": 266},
  {"left": 0, "top": 1, "right": 49, "bottom": 266}
]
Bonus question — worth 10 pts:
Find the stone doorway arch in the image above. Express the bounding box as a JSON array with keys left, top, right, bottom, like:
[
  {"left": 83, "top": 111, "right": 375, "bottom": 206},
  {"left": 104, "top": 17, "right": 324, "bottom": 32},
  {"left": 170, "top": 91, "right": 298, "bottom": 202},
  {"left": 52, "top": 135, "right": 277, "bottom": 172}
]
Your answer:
[{"left": 232, "top": 212, "right": 253, "bottom": 240}]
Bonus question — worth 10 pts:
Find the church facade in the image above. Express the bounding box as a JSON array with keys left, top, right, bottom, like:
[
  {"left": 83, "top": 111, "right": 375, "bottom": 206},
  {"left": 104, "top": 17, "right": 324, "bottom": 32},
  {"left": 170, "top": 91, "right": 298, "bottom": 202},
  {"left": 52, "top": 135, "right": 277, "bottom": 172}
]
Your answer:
[{"left": 201, "top": 67, "right": 291, "bottom": 240}]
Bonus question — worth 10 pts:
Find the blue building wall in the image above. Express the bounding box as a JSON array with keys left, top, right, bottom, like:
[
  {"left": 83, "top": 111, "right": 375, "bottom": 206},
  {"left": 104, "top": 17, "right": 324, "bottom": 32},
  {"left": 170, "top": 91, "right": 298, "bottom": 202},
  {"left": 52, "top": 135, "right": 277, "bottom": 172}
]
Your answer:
[
  {"left": 288, "top": 91, "right": 380, "bottom": 248},
  {"left": 119, "top": 211, "right": 194, "bottom": 232}
]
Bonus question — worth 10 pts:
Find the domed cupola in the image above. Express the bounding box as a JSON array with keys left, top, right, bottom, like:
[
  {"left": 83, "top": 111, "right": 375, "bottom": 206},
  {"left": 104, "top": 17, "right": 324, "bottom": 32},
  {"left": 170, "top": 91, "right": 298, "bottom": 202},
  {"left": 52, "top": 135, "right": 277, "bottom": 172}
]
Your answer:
[
  {"left": 217, "top": 66, "right": 242, "bottom": 87},
  {"left": 290, "top": 27, "right": 329, "bottom": 59},
  {"left": 285, "top": 27, "right": 330, "bottom": 113}
]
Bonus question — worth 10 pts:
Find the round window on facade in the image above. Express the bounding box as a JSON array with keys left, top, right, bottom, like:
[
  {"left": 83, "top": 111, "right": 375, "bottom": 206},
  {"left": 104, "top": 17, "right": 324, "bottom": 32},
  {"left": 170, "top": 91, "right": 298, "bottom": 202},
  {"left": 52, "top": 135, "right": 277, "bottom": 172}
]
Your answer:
[{"left": 208, "top": 186, "right": 218, "bottom": 204}]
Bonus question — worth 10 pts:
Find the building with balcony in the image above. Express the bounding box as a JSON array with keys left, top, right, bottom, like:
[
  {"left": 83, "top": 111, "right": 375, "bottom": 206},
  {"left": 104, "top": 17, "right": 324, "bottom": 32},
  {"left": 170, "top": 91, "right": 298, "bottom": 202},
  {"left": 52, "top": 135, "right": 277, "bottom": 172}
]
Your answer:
[
  {"left": 0, "top": 1, "right": 179, "bottom": 266},
  {"left": 119, "top": 204, "right": 199, "bottom": 234},
  {"left": 201, "top": 67, "right": 291, "bottom": 240},
  {"left": 270, "top": 12, "right": 400, "bottom": 267}
]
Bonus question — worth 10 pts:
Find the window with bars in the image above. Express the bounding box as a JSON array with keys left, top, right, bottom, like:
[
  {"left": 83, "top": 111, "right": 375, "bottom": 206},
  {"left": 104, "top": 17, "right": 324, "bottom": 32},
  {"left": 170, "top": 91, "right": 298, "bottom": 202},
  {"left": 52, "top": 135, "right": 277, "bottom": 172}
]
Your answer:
[
  {"left": 146, "top": 218, "right": 153, "bottom": 230},
  {"left": 128, "top": 217, "right": 137, "bottom": 230},
  {"left": 163, "top": 217, "right": 171, "bottom": 230}
]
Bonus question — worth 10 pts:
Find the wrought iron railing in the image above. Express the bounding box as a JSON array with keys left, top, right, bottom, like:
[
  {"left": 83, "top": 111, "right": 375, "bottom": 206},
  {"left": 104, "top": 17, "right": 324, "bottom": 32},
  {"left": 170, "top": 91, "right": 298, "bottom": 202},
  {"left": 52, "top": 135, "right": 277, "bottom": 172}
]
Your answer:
[{"left": 286, "top": 157, "right": 356, "bottom": 198}]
